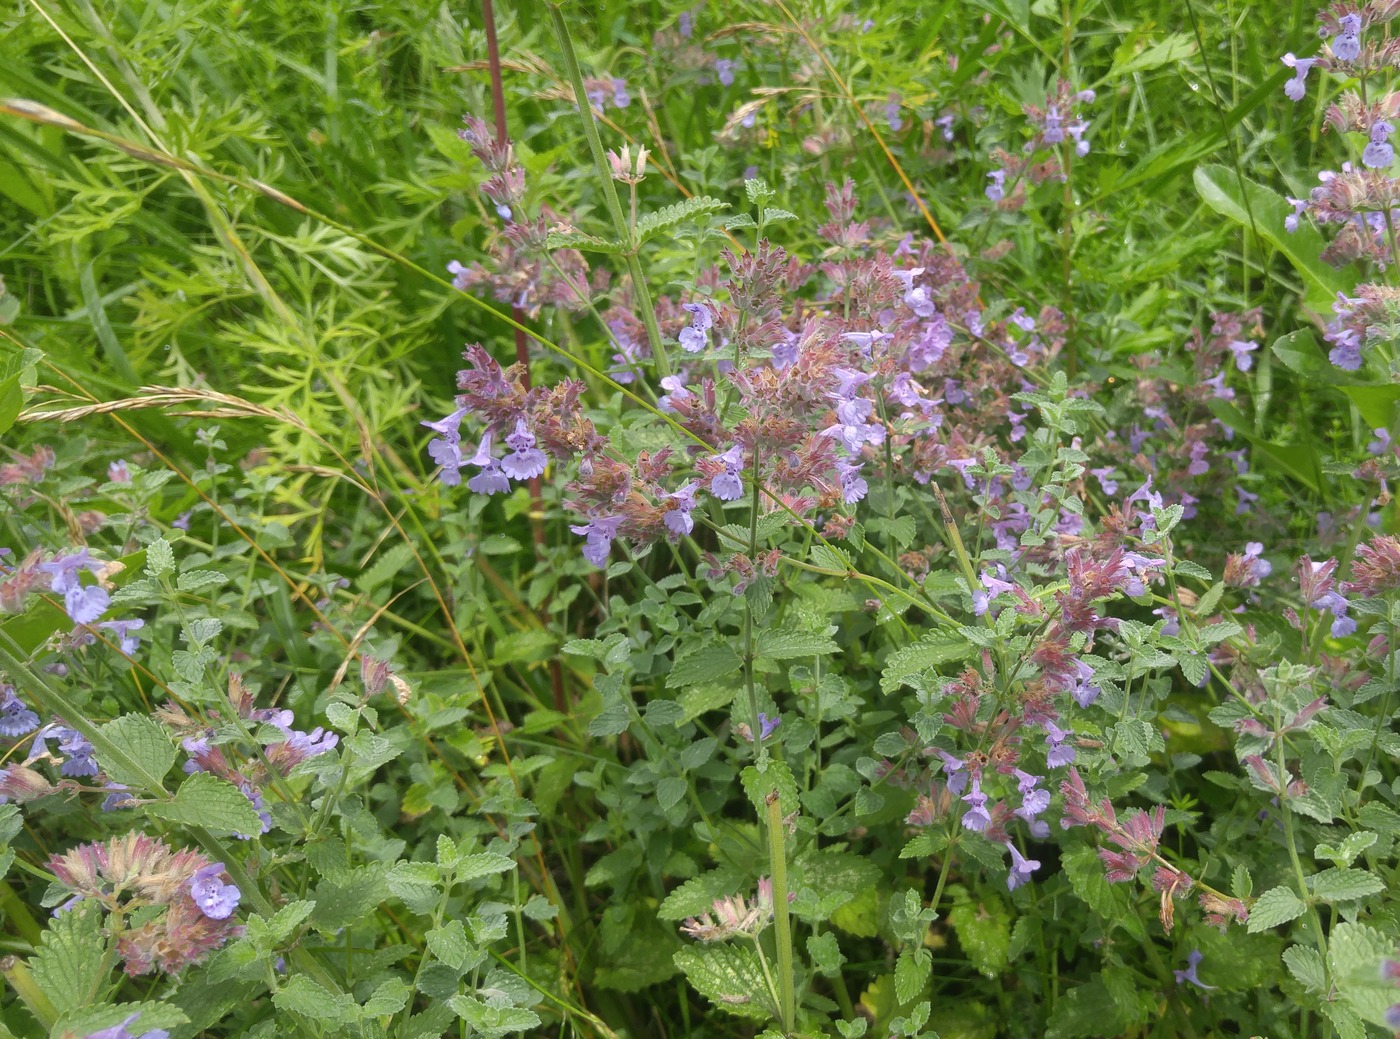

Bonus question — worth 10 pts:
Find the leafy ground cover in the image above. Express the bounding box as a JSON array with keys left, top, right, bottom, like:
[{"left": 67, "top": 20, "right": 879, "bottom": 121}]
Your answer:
[{"left": 0, "top": 0, "right": 1398, "bottom": 1037}]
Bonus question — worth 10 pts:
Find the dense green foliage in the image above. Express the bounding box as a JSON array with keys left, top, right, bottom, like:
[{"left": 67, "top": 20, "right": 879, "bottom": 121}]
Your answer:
[{"left": 0, "top": 1, "right": 1398, "bottom": 1038}]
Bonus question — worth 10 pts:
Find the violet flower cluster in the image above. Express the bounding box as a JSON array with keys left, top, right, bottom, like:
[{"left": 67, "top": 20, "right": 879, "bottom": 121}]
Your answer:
[{"left": 48, "top": 832, "right": 243, "bottom": 975}]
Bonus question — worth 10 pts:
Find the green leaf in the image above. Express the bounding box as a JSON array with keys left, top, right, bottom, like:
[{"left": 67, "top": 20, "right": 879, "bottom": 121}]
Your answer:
[
  {"left": 427, "top": 920, "right": 484, "bottom": 973},
  {"left": 387, "top": 861, "right": 442, "bottom": 915},
  {"left": 1246, "top": 885, "right": 1307, "bottom": 932},
  {"left": 447, "top": 996, "right": 541, "bottom": 1036},
  {"left": 636, "top": 196, "right": 729, "bottom": 243},
  {"left": 880, "top": 634, "right": 973, "bottom": 693},
  {"left": 807, "top": 932, "right": 845, "bottom": 976},
  {"left": 668, "top": 644, "right": 742, "bottom": 688},
  {"left": 1273, "top": 329, "right": 1400, "bottom": 427},
  {"left": 1314, "top": 831, "right": 1377, "bottom": 868},
  {"left": 176, "top": 569, "right": 229, "bottom": 594},
  {"left": 145, "top": 538, "right": 175, "bottom": 578},
  {"left": 456, "top": 851, "right": 516, "bottom": 883},
  {"left": 273, "top": 974, "right": 358, "bottom": 1023},
  {"left": 362, "top": 977, "right": 412, "bottom": 1016},
  {"left": 30, "top": 902, "right": 107, "bottom": 1013},
  {"left": 658, "top": 868, "right": 743, "bottom": 921},
  {"left": 755, "top": 626, "right": 839, "bottom": 660},
  {"left": 894, "top": 949, "right": 930, "bottom": 1005},
  {"left": 99, "top": 714, "right": 175, "bottom": 790},
  {"left": 948, "top": 899, "right": 1011, "bottom": 977},
  {"left": 740, "top": 757, "right": 798, "bottom": 817},
  {"left": 1193, "top": 164, "right": 1351, "bottom": 314},
  {"left": 656, "top": 776, "right": 688, "bottom": 812},
  {"left": 674, "top": 944, "right": 777, "bottom": 1020},
  {"left": 147, "top": 773, "right": 263, "bottom": 836},
  {"left": 0, "top": 374, "right": 21, "bottom": 437},
  {"left": 1283, "top": 944, "right": 1327, "bottom": 993},
  {"left": 1307, "top": 867, "right": 1385, "bottom": 902},
  {"left": 545, "top": 228, "right": 625, "bottom": 254}
]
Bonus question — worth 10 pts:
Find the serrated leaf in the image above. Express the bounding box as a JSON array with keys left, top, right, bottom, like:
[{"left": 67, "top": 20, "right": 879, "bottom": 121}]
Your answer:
[
  {"left": 99, "top": 714, "right": 175, "bottom": 790},
  {"left": 176, "top": 569, "right": 229, "bottom": 593},
  {"left": 30, "top": 903, "right": 107, "bottom": 1013},
  {"left": 740, "top": 757, "right": 798, "bottom": 817},
  {"left": 658, "top": 869, "right": 743, "bottom": 920},
  {"left": 388, "top": 861, "right": 442, "bottom": 915},
  {"left": 145, "top": 538, "right": 174, "bottom": 578},
  {"left": 1315, "top": 831, "right": 1377, "bottom": 867},
  {"left": 426, "top": 920, "right": 483, "bottom": 974},
  {"left": 894, "top": 949, "right": 930, "bottom": 1005},
  {"left": 1246, "top": 885, "right": 1307, "bottom": 932},
  {"left": 147, "top": 773, "right": 264, "bottom": 837},
  {"left": 657, "top": 776, "right": 688, "bottom": 812},
  {"left": 755, "top": 626, "right": 838, "bottom": 660},
  {"left": 1308, "top": 867, "right": 1385, "bottom": 902},
  {"left": 456, "top": 851, "right": 516, "bottom": 882},
  {"left": 880, "top": 634, "right": 973, "bottom": 693},
  {"left": 447, "top": 995, "right": 541, "bottom": 1036},
  {"left": 668, "top": 644, "right": 741, "bottom": 688},
  {"left": 636, "top": 196, "right": 729, "bottom": 243},
  {"left": 674, "top": 944, "right": 776, "bottom": 1020},
  {"left": 948, "top": 899, "right": 1011, "bottom": 977},
  {"left": 1283, "top": 944, "right": 1327, "bottom": 993},
  {"left": 545, "top": 228, "right": 625, "bottom": 254},
  {"left": 363, "top": 977, "right": 412, "bottom": 1016},
  {"left": 273, "top": 974, "right": 357, "bottom": 1023}
]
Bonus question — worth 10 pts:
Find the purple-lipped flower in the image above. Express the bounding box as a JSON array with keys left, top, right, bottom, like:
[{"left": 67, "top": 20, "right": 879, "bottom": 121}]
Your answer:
[
  {"left": 81, "top": 1012, "right": 170, "bottom": 1039},
  {"left": 664, "top": 483, "right": 698, "bottom": 537},
  {"left": 466, "top": 433, "right": 511, "bottom": 495},
  {"left": 98, "top": 618, "right": 145, "bottom": 656},
  {"left": 1364, "top": 120, "right": 1394, "bottom": 169},
  {"left": 715, "top": 58, "right": 736, "bottom": 86},
  {"left": 836, "top": 461, "right": 868, "bottom": 504},
  {"left": 986, "top": 168, "right": 1006, "bottom": 202},
  {"left": 501, "top": 419, "right": 548, "bottom": 481},
  {"left": 710, "top": 446, "right": 745, "bottom": 501},
  {"left": 1005, "top": 842, "right": 1040, "bottom": 890},
  {"left": 679, "top": 302, "right": 713, "bottom": 353},
  {"left": 1332, "top": 13, "right": 1361, "bottom": 62},
  {"left": 0, "top": 688, "right": 39, "bottom": 737},
  {"left": 189, "top": 863, "right": 241, "bottom": 921},
  {"left": 1173, "top": 949, "right": 1216, "bottom": 991},
  {"left": 571, "top": 516, "right": 624, "bottom": 567},
  {"left": 1280, "top": 54, "right": 1317, "bottom": 102},
  {"left": 1284, "top": 196, "right": 1308, "bottom": 232},
  {"left": 961, "top": 777, "right": 991, "bottom": 832},
  {"left": 757, "top": 713, "right": 780, "bottom": 740},
  {"left": 1045, "top": 721, "right": 1076, "bottom": 767}
]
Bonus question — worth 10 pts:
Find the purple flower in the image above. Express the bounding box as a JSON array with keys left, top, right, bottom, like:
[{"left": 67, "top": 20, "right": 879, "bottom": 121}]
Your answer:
[
  {"left": 501, "top": 419, "right": 548, "bottom": 481},
  {"left": 1364, "top": 120, "right": 1395, "bottom": 169},
  {"left": 836, "top": 461, "right": 868, "bottom": 504},
  {"left": 82, "top": 1013, "right": 170, "bottom": 1039},
  {"left": 1281, "top": 54, "right": 1317, "bottom": 101},
  {"left": 107, "top": 460, "right": 130, "bottom": 484},
  {"left": 39, "top": 550, "right": 109, "bottom": 624},
  {"left": 1045, "top": 721, "right": 1076, "bottom": 767},
  {"left": 715, "top": 58, "right": 736, "bottom": 86},
  {"left": 884, "top": 93, "right": 903, "bottom": 132},
  {"left": 1173, "top": 949, "right": 1216, "bottom": 990},
  {"left": 679, "top": 302, "right": 713, "bottom": 353},
  {"left": 986, "top": 168, "right": 1006, "bottom": 202},
  {"left": 423, "top": 406, "right": 468, "bottom": 485},
  {"left": 571, "top": 516, "right": 624, "bottom": 567},
  {"left": 190, "top": 863, "right": 241, "bottom": 921},
  {"left": 757, "top": 713, "right": 780, "bottom": 740},
  {"left": 961, "top": 777, "right": 991, "bottom": 832},
  {"left": 658, "top": 373, "right": 691, "bottom": 411},
  {"left": 678, "top": 10, "right": 693, "bottom": 37},
  {"left": 893, "top": 267, "right": 934, "bottom": 317},
  {"left": 1227, "top": 339, "right": 1258, "bottom": 371},
  {"left": 0, "top": 688, "right": 39, "bottom": 737},
  {"left": 1006, "top": 842, "right": 1040, "bottom": 890},
  {"left": 1332, "top": 14, "right": 1361, "bottom": 62},
  {"left": 612, "top": 78, "right": 630, "bottom": 108},
  {"left": 664, "top": 483, "right": 698, "bottom": 537},
  {"left": 1089, "top": 467, "right": 1118, "bottom": 496},
  {"left": 1069, "top": 660, "right": 1100, "bottom": 709},
  {"left": 1368, "top": 428, "right": 1392, "bottom": 455},
  {"left": 935, "top": 113, "right": 955, "bottom": 141},
  {"left": 466, "top": 433, "right": 511, "bottom": 495},
  {"left": 40, "top": 726, "right": 99, "bottom": 777},
  {"left": 1285, "top": 196, "right": 1308, "bottom": 232},
  {"left": 710, "top": 446, "right": 745, "bottom": 501},
  {"left": 938, "top": 751, "right": 968, "bottom": 795},
  {"left": 98, "top": 618, "right": 145, "bottom": 656}
]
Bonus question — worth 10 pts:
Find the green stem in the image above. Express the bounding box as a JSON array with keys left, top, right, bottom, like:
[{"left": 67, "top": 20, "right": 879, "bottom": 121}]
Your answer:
[
  {"left": 0, "top": 954, "right": 55, "bottom": 1029},
  {"left": 765, "top": 792, "right": 795, "bottom": 1033},
  {"left": 548, "top": 4, "right": 671, "bottom": 379}
]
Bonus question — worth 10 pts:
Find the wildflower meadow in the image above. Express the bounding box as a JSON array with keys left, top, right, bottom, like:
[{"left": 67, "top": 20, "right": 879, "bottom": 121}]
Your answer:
[{"left": 1, "top": 0, "right": 1400, "bottom": 1036}]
